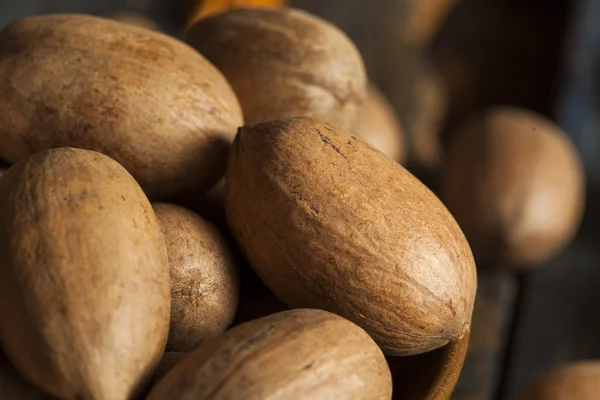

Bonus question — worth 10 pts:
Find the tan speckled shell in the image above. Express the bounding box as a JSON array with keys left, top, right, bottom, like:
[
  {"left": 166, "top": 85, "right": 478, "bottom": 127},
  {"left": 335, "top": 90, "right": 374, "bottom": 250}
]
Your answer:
[
  {"left": 185, "top": 8, "right": 367, "bottom": 129},
  {"left": 442, "top": 106, "right": 585, "bottom": 268},
  {"left": 354, "top": 84, "right": 405, "bottom": 163},
  {"left": 0, "top": 148, "right": 171, "bottom": 400},
  {"left": 518, "top": 361, "right": 600, "bottom": 400},
  {"left": 153, "top": 203, "right": 240, "bottom": 352},
  {"left": 0, "top": 14, "right": 243, "bottom": 200},
  {"left": 148, "top": 309, "right": 392, "bottom": 400},
  {"left": 225, "top": 118, "right": 477, "bottom": 356}
]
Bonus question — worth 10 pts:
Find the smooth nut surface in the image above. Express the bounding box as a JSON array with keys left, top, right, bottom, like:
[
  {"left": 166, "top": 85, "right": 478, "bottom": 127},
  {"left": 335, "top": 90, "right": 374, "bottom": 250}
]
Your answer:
[
  {"left": 0, "top": 14, "right": 243, "bottom": 200},
  {"left": 186, "top": 7, "right": 367, "bottom": 129},
  {"left": 442, "top": 106, "right": 585, "bottom": 268},
  {"left": 226, "top": 117, "right": 476, "bottom": 355},
  {"left": 0, "top": 148, "right": 171, "bottom": 400},
  {"left": 154, "top": 203, "right": 240, "bottom": 352},
  {"left": 148, "top": 309, "right": 392, "bottom": 400}
]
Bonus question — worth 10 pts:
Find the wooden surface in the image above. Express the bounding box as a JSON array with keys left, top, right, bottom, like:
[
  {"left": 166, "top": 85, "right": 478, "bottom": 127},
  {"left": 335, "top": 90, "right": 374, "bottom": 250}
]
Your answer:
[
  {"left": 500, "top": 235, "right": 600, "bottom": 399},
  {"left": 453, "top": 270, "right": 518, "bottom": 400},
  {"left": 0, "top": 1, "right": 595, "bottom": 400},
  {"left": 389, "top": 332, "right": 470, "bottom": 400}
]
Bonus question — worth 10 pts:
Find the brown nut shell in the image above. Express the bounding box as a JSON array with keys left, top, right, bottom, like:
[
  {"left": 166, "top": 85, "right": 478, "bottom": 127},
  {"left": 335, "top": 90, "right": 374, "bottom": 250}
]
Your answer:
[
  {"left": 0, "top": 148, "right": 171, "bottom": 400},
  {"left": 518, "top": 361, "right": 600, "bottom": 400},
  {"left": 147, "top": 309, "right": 392, "bottom": 400},
  {"left": 153, "top": 203, "right": 240, "bottom": 352},
  {"left": 185, "top": 7, "right": 367, "bottom": 129},
  {"left": 225, "top": 117, "right": 476, "bottom": 356},
  {"left": 442, "top": 106, "right": 585, "bottom": 268},
  {"left": 0, "top": 14, "right": 243, "bottom": 200},
  {"left": 354, "top": 84, "right": 405, "bottom": 163}
]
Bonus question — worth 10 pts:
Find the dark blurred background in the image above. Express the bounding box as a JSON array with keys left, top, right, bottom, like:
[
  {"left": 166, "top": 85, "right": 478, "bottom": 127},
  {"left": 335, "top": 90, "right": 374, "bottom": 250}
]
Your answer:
[{"left": 1, "top": 0, "right": 598, "bottom": 399}]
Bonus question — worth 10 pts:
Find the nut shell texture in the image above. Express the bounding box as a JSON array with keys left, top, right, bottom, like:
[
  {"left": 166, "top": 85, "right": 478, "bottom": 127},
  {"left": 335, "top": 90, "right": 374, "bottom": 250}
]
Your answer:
[
  {"left": 0, "top": 148, "right": 171, "bottom": 400},
  {"left": 148, "top": 309, "right": 392, "bottom": 400},
  {"left": 226, "top": 118, "right": 476, "bottom": 355},
  {"left": 0, "top": 14, "right": 243, "bottom": 200},
  {"left": 186, "top": 8, "right": 366, "bottom": 128},
  {"left": 154, "top": 203, "right": 240, "bottom": 352}
]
